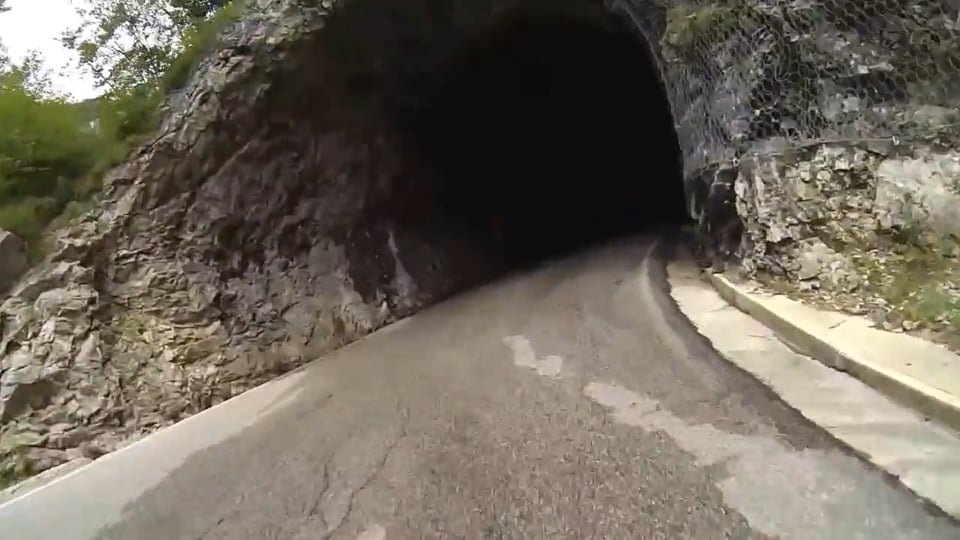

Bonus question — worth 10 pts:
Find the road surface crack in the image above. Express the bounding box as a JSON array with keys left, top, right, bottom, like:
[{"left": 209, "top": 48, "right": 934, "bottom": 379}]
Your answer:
[
  {"left": 323, "top": 404, "right": 410, "bottom": 540},
  {"left": 304, "top": 461, "right": 333, "bottom": 530},
  {"left": 195, "top": 515, "right": 229, "bottom": 540}
]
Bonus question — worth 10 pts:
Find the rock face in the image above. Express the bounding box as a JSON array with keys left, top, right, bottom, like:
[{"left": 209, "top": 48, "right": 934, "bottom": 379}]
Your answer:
[
  {"left": 0, "top": 0, "right": 500, "bottom": 483},
  {"left": 737, "top": 136, "right": 960, "bottom": 282},
  {"left": 2, "top": 0, "right": 960, "bottom": 483},
  {"left": 645, "top": 0, "right": 960, "bottom": 329},
  {"left": 0, "top": 230, "right": 27, "bottom": 294}
]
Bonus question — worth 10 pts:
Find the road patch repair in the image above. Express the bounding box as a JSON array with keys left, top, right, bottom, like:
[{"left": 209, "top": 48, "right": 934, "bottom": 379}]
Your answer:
[{"left": 667, "top": 259, "right": 960, "bottom": 518}]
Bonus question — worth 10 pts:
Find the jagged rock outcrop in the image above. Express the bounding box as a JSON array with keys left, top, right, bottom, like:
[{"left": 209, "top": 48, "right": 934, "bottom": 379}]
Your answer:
[
  {"left": 3, "top": 0, "right": 960, "bottom": 484},
  {"left": 1, "top": 0, "right": 501, "bottom": 483}
]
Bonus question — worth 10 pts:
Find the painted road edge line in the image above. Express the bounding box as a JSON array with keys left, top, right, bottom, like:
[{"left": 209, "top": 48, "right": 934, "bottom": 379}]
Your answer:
[{"left": 707, "top": 271, "right": 960, "bottom": 434}]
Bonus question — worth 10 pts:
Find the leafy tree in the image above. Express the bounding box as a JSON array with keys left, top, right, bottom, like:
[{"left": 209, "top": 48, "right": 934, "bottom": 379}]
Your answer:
[
  {"left": 61, "top": 0, "right": 232, "bottom": 92},
  {"left": 61, "top": 0, "right": 240, "bottom": 139},
  {"left": 0, "top": 0, "right": 240, "bottom": 255}
]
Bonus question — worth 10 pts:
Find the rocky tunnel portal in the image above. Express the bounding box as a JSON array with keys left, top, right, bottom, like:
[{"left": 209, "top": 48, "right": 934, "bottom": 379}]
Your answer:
[
  {"left": 398, "top": 8, "right": 689, "bottom": 268},
  {"left": 192, "top": 1, "right": 694, "bottom": 369},
  {"left": 18, "top": 0, "right": 960, "bottom": 483},
  {"left": 0, "top": 2, "right": 699, "bottom": 480}
]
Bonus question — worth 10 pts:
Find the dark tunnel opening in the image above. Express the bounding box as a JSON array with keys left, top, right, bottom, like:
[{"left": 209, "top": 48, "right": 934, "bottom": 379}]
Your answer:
[{"left": 400, "top": 7, "right": 689, "bottom": 268}]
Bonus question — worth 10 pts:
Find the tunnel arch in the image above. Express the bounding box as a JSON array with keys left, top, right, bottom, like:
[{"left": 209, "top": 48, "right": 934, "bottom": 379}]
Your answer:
[
  {"left": 387, "top": 3, "right": 689, "bottom": 266},
  {"left": 187, "top": 0, "right": 695, "bottom": 280},
  {"left": 72, "top": 0, "right": 698, "bottom": 426},
  {"left": 16, "top": 0, "right": 960, "bottom": 484},
  {"left": 157, "top": 0, "right": 697, "bottom": 288},
  {"left": 0, "top": 1, "right": 710, "bottom": 477}
]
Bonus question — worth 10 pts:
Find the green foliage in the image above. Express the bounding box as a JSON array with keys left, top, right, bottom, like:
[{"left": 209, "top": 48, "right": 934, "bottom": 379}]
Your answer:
[
  {"left": 85, "top": 0, "right": 242, "bottom": 152},
  {"left": 0, "top": 1, "right": 241, "bottom": 259},
  {"left": 99, "top": 87, "right": 165, "bottom": 144},
  {"left": 858, "top": 239, "right": 960, "bottom": 343},
  {"left": 61, "top": 0, "right": 236, "bottom": 93},
  {"left": 66, "top": 0, "right": 243, "bottom": 146},
  {"left": 0, "top": 68, "right": 103, "bottom": 248},
  {"left": 171, "top": 0, "right": 232, "bottom": 21}
]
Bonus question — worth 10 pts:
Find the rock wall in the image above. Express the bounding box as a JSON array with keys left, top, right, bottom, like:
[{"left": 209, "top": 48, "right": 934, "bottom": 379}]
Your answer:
[
  {"left": 1, "top": 0, "right": 641, "bottom": 486},
  {"left": 643, "top": 0, "right": 960, "bottom": 338},
  {"left": 0, "top": 0, "right": 506, "bottom": 483},
  {"left": 3, "top": 0, "right": 960, "bottom": 484},
  {"left": 612, "top": 0, "right": 960, "bottom": 273}
]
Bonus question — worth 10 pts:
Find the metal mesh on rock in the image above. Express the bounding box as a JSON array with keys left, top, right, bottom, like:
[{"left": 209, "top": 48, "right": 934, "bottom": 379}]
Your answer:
[
  {"left": 609, "top": 0, "right": 960, "bottom": 178},
  {"left": 608, "top": 0, "right": 960, "bottom": 332}
]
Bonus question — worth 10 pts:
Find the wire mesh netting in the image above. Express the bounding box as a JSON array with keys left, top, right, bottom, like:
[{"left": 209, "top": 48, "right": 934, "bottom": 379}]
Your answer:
[
  {"left": 606, "top": 0, "right": 960, "bottom": 333},
  {"left": 610, "top": 0, "right": 960, "bottom": 178}
]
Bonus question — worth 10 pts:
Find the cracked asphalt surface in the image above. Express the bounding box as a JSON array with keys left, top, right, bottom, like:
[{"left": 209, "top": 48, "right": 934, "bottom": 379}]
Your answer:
[{"left": 2, "top": 237, "right": 958, "bottom": 539}]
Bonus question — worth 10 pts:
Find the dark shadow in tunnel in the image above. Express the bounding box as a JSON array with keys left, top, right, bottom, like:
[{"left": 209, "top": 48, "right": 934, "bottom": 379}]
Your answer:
[{"left": 402, "top": 6, "right": 689, "bottom": 268}]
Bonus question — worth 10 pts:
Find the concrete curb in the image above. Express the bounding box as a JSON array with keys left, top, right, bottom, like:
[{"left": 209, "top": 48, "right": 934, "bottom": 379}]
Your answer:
[
  {"left": 0, "top": 458, "right": 92, "bottom": 506},
  {"left": 707, "top": 271, "right": 960, "bottom": 434}
]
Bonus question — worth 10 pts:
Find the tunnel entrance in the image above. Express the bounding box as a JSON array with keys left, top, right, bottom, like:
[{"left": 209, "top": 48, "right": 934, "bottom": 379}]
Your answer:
[{"left": 401, "top": 6, "right": 688, "bottom": 268}]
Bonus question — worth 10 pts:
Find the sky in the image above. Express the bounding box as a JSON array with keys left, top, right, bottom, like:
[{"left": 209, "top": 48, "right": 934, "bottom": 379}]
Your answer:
[{"left": 0, "top": 0, "right": 99, "bottom": 99}]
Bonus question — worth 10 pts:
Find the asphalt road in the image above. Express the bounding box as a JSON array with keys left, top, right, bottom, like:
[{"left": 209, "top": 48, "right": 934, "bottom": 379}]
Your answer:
[{"left": 1, "top": 237, "right": 958, "bottom": 539}]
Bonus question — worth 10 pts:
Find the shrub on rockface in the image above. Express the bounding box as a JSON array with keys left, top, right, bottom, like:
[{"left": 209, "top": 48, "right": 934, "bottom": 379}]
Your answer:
[{"left": 0, "top": 68, "right": 103, "bottom": 253}]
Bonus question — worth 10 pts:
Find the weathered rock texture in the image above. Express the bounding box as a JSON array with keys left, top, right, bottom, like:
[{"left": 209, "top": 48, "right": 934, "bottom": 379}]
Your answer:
[
  {"left": 3, "top": 0, "right": 960, "bottom": 483},
  {"left": 635, "top": 0, "right": 960, "bottom": 336},
  {"left": 1, "top": 0, "right": 504, "bottom": 483}
]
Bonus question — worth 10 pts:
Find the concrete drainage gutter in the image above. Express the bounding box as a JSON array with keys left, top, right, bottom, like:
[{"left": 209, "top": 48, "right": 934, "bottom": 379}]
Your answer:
[
  {"left": 706, "top": 271, "right": 960, "bottom": 434},
  {"left": 669, "top": 260, "right": 960, "bottom": 518}
]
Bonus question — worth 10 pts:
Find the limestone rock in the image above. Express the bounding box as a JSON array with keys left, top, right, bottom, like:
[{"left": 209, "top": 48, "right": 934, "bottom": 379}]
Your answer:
[
  {"left": 794, "top": 238, "right": 861, "bottom": 292},
  {"left": 662, "top": 0, "right": 960, "bottom": 284},
  {"left": 875, "top": 152, "right": 960, "bottom": 240},
  {"left": 0, "top": 0, "right": 495, "bottom": 483}
]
